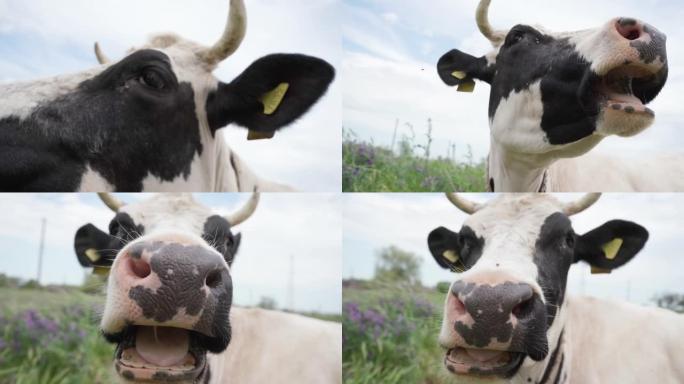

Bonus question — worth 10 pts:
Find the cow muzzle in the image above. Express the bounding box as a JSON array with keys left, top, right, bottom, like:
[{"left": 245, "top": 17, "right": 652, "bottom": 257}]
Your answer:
[
  {"left": 102, "top": 237, "right": 232, "bottom": 383},
  {"left": 593, "top": 18, "right": 667, "bottom": 127},
  {"left": 440, "top": 279, "right": 549, "bottom": 378}
]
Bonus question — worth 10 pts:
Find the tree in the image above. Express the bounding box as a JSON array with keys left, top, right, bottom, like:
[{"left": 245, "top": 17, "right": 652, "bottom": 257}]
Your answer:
[
  {"left": 653, "top": 293, "right": 684, "bottom": 313},
  {"left": 257, "top": 296, "right": 278, "bottom": 310},
  {"left": 374, "top": 246, "right": 422, "bottom": 285}
]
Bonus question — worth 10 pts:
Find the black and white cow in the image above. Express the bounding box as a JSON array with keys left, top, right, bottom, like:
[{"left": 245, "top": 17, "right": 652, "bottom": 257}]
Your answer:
[
  {"left": 437, "top": 0, "right": 683, "bottom": 192},
  {"left": 0, "top": 0, "right": 334, "bottom": 192},
  {"left": 73, "top": 193, "right": 342, "bottom": 384},
  {"left": 428, "top": 193, "right": 684, "bottom": 383}
]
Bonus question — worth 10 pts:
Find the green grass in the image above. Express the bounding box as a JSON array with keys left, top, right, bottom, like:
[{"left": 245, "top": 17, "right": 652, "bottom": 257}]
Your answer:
[
  {"left": 343, "top": 279, "right": 452, "bottom": 384},
  {"left": 342, "top": 128, "right": 486, "bottom": 192},
  {"left": 0, "top": 287, "right": 114, "bottom": 384}
]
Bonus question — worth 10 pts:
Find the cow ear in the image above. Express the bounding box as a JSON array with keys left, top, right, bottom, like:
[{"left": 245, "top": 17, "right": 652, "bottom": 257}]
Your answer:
[
  {"left": 437, "top": 49, "right": 495, "bottom": 91},
  {"left": 428, "top": 227, "right": 463, "bottom": 271},
  {"left": 207, "top": 53, "right": 335, "bottom": 136},
  {"left": 74, "top": 224, "right": 115, "bottom": 272},
  {"left": 574, "top": 220, "right": 649, "bottom": 273},
  {"left": 226, "top": 232, "right": 241, "bottom": 266}
]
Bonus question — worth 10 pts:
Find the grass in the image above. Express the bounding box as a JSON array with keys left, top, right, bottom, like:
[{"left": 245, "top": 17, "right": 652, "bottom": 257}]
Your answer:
[
  {"left": 0, "top": 286, "right": 114, "bottom": 384},
  {"left": 342, "top": 124, "right": 487, "bottom": 192},
  {"left": 343, "top": 279, "right": 452, "bottom": 384}
]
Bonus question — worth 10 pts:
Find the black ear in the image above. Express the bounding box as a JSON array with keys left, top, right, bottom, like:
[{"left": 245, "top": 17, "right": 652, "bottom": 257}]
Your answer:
[
  {"left": 74, "top": 224, "right": 116, "bottom": 268},
  {"left": 207, "top": 53, "right": 335, "bottom": 134},
  {"left": 437, "top": 49, "right": 495, "bottom": 88},
  {"left": 428, "top": 227, "right": 462, "bottom": 271},
  {"left": 574, "top": 220, "right": 649, "bottom": 271},
  {"left": 227, "top": 232, "right": 241, "bottom": 266}
]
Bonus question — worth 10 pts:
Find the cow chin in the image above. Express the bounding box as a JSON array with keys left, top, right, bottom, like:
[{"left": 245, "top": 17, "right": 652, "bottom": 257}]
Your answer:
[{"left": 104, "top": 324, "right": 226, "bottom": 383}]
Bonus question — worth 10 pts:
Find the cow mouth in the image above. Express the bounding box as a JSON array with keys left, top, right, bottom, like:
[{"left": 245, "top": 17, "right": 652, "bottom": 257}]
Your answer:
[
  {"left": 444, "top": 347, "right": 525, "bottom": 378},
  {"left": 113, "top": 326, "right": 207, "bottom": 382},
  {"left": 595, "top": 65, "right": 661, "bottom": 116}
]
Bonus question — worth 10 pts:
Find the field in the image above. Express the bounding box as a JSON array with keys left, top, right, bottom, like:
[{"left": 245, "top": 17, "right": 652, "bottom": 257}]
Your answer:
[
  {"left": 342, "top": 127, "right": 487, "bottom": 192},
  {"left": 343, "top": 279, "right": 452, "bottom": 384},
  {"left": 0, "top": 286, "right": 114, "bottom": 384}
]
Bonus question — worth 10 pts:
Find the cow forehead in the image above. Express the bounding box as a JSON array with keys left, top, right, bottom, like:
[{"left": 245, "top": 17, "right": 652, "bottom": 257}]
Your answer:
[
  {"left": 118, "top": 194, "right": 216, "bottom": 235},
  {"left": 463, "top": 195, "right": 566, "bottom": 248}
]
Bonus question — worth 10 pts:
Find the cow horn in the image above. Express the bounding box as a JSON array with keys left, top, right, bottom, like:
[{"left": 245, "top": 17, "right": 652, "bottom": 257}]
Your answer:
[
  {"left": 199, "top": 0, "right": 247, "bottom": 65},
  {"left": 226, "top": 190, "right": 260, "bottom": 226},
  {"left": 97, "top": 193, "right": 125, "bottom": 212},
  {"left": 445, "top": 193, "right": 482, "bottom": 215},
  {"left": 563, "top": 193, "right": 602, "bottom": 216},
  {"left": 94, "top": 42, "right": 110, "bottom": 65},
  {"left": 476, "top": 0, "right": 506, "bottom": 46}
]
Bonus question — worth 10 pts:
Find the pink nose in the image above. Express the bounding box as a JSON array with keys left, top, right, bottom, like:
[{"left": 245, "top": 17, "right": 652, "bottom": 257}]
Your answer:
[{"left": 615, "top": 18, "right": 643, "bottom": 41}]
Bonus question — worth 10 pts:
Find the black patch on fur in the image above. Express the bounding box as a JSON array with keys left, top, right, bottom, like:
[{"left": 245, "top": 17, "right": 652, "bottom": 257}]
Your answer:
[
  {"left": 201, "top": 215, "right": 241, "bottom": 265},
  {"left": 539, "top": 331, "right": 564, "bottom": 384},
  {"left": 0, "top": 49, "right": 202, "bottom": 191},
  {"left": 127, "top": 241, "right": 232, "bottom": 353},
  {"left": 73, "top": 212, "right": 145, "bottom": 268},
  {"left": 489, "top": 178, "right": 495, "bottom": 192},
  {"left": 533, "top": 213, "right": 575, "bottom": 327},
  {"left": 451, "top": 281, "right": 549, "bottom": 361},
  {"left": 436, "top": 49, "right": 495, "bottom": 85},
  {"left": 427, "top": 226, "right": 483, "bottom": 272},
  {"left": 206, "top": 53, "right": 334, "bottom": 135},
  {"left": 121, "top": 371, "right": 134, "bottom": 380},
  {"left": 491, "top": 25, "right": 599, "bottom": 145}
]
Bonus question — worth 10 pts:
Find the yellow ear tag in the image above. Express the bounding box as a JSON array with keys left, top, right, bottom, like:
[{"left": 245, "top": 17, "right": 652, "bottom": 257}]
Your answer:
[
  {"left": 247, "top": 130, "right": 276, "bottom": 141},
  {"left": 457, "top": 80, "right": 476, "bottom": 93},
  {"left": 451, "top": 71, "right": 467, "bottom": 80},
  {"left": 93, "top": 266, "right": 111, "bottom": 277},
  {"left": 85, "top": 248, "right": 101, "bottom": 263},
  {"left": 261, "top": 82, "right": 290, "bottom": 115},
  {"left": 443, "top": 250, "right": 459, "bottom": 263},
  {"left": 602, "top": 238, "right": 623, "bottom": 260}
]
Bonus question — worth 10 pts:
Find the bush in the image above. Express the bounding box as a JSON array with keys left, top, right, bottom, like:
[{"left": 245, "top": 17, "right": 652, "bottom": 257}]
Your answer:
[{"left": 435, "top": 281, "right": 451, "bottom": 294}]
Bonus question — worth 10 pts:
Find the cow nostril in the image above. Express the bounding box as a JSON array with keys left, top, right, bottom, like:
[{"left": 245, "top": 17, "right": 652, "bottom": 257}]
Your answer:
[
  {"left": 616, "top": 20, "right": 641, "bottom": 41},
  {"left": 512, "top": 297, "right": 535, "bottom": 318},
  {"left": 205, "top": 270, "right": 222, "bottom": 289},
  {"left": 451, "top": 294, "right": 466, "bottom": 315},
  {"left": 128, "top": 258, "right": 151, "bottom": 279}
]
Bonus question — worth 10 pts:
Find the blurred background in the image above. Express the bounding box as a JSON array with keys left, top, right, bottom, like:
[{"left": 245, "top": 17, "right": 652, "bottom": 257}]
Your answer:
[
  {"left": 0, "top": 0, "right": 342, "bottom": 192},
  {"left": 0, "top": 193, "right": 341, "bottom": 383},
  {"left": 342, "top": 193, "right": 684, "bottom": 383}
]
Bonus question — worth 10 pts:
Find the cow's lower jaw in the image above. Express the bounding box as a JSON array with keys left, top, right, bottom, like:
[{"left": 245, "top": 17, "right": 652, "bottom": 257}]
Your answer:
[
  {"left": 113, "top": 326, "right": 208, "bottom": 383},
  {"left": 444, "top": 348, "right": 525, "bottom": 378}
]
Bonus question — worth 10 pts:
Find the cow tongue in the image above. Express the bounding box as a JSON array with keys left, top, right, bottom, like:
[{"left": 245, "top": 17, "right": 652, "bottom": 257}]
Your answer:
[
  {"left": 464, "top": 348, "right": 506, "bottom": 363},
  {"left": 135, "top": 326, "right": 190, "bottom": 367}
]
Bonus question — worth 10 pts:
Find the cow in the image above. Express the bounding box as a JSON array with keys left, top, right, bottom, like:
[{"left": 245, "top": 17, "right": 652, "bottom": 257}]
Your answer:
[
  {"left": 73, "top": 192, "right": 342, "bottom": 384},
  {"left": 437, "top": 0, "right": 684, "bottom": 192},
  {"left": 427, "top": 193, "right": 684, "bottom": 383},
  {"left": 0, "top": 0, "right": 335, "bottom": 192}
]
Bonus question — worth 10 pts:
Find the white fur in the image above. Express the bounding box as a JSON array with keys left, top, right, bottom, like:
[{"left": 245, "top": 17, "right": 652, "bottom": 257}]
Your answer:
[{"left": 208, "top": 307, "right": 342, "bottom": 384}]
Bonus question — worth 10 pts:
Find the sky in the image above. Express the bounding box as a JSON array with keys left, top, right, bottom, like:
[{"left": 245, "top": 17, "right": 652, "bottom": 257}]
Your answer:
[
  {"left": 0, "top": 0, "right": 341, "bottom": 192},
  {"left": 342, "top": 0, "right": 684, "bottom": 163},
  {"left": 0, "top": 193, "right": 342, "bottom": 314},
  {"left": 343, "top": 193, "right": 684, "bottom": 306}
]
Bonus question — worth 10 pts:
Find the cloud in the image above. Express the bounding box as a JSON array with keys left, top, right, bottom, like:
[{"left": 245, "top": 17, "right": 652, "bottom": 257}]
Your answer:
[
  {"left": 343, "top": 193, "right": 684, "bottom": 305},
  {"left": 0, "top": 0, "right": 341, "bottom": 191},
  {"left": 0, "top": 193, "right": 342, "bottom": 314}
]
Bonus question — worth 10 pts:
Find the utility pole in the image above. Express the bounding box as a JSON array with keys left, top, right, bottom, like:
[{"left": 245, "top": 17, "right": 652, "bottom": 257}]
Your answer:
[
  {"left": 390, "top": 118, "right": 399, "bottom": 153},
  {"left": 287, "top": 254, "right": 294, "bottom": 311},
  {"left": 36, "top": 218, "right": 46, "bottom": 285}
]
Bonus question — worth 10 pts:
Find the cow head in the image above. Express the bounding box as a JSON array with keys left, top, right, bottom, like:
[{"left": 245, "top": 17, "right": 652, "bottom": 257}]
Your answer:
[
  {"left": 427, "top": 193, "right": 648, "bottom": 381},
  {"left": 73, "top": 192, "right": 259, "bottom": 383},
  {"left": 437, "top": 0, "right": 667, "bottom": 191}
]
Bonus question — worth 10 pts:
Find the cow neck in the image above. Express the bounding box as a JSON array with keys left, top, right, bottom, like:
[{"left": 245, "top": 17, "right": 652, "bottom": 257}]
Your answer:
[
  {"left": 487, "top": 138, "right": 551, "bottom": 192},
  {"left": 536, "top": 329, "right": 568, "bottom": 384}
]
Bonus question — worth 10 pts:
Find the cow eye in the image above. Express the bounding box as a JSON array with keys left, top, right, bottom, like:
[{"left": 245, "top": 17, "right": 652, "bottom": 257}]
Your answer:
[
  {"left": 509, "top": 31, "right": 525, "bottom": 45},
  {"left": 139, "top": 69, "right": 165, "bottom": 90},
  {"left": 564, "top": 232, "right": 576, "bottom": 248}
]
